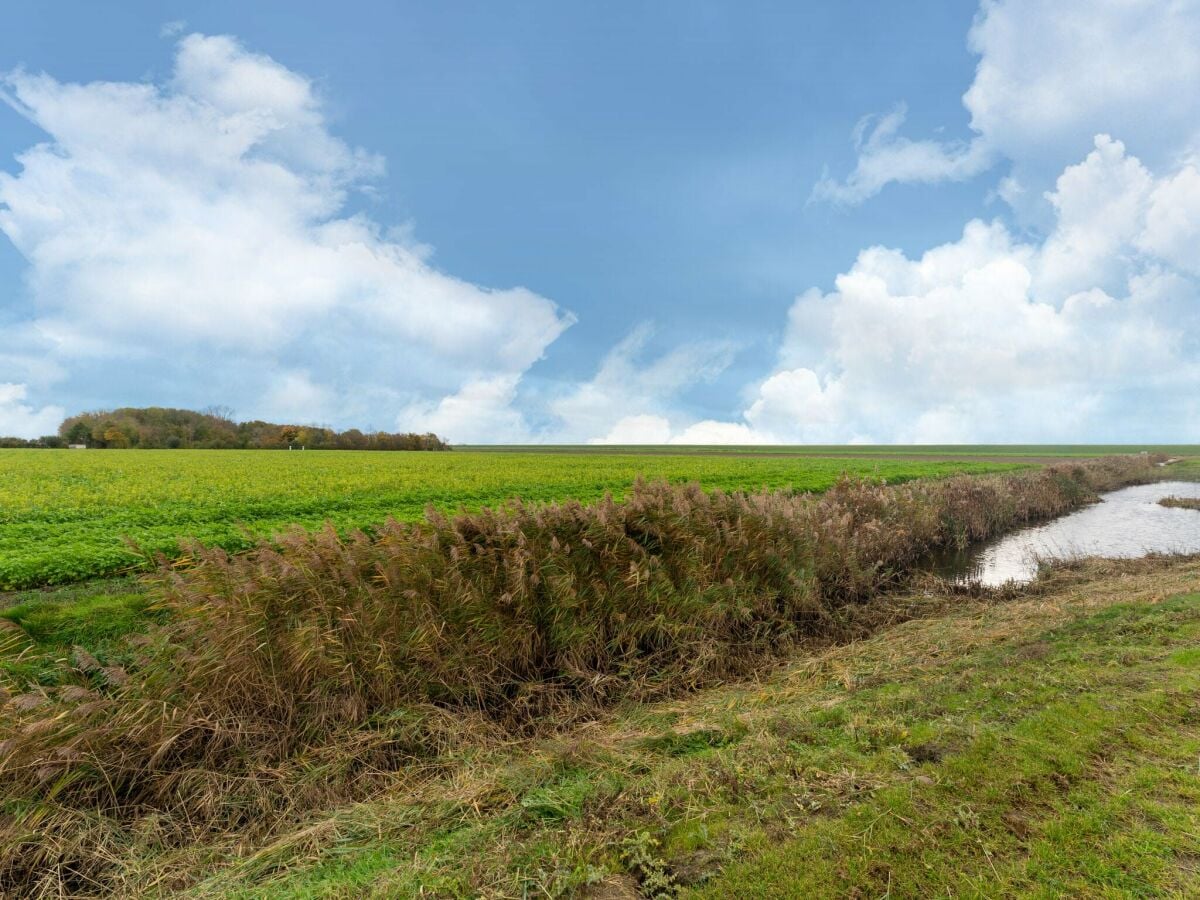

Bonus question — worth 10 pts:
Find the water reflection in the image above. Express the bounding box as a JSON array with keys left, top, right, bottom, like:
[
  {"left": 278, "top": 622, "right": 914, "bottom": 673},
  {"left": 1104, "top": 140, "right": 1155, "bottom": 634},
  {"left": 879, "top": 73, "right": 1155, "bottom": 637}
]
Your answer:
[{"left": 935, "top": 480, "right": 1200, "bottom": 587}]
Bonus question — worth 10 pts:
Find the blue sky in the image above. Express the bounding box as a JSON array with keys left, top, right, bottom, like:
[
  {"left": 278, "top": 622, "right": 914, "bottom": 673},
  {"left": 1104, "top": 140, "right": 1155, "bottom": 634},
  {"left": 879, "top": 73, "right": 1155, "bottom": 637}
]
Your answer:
[{"left": 1, "top": 1, "right": 1198, "bottom": 442}]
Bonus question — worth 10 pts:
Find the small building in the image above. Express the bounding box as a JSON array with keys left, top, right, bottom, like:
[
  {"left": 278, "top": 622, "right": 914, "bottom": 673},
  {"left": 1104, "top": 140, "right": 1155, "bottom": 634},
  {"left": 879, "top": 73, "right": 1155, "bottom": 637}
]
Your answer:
[{"left": 68, "top": 444, "right": 87, "bottom": 450}]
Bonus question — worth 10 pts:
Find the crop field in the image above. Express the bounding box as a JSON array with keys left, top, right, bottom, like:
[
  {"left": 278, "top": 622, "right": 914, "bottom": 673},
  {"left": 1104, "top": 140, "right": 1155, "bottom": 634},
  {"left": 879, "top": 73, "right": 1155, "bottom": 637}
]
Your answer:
[
  {"left": 0, "top": 449, "right": 1028, "bottom": 589},
  {"left": 466, "top": 444, "right": 1200, "bottom": 459}
]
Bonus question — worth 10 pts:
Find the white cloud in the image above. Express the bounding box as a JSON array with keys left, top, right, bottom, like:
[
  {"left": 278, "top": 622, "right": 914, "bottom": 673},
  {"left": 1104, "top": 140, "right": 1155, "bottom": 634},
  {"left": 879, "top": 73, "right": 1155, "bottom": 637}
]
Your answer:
[
  {"left": 744, "top": 368, "right": 840, "bottom": 438},
  {"left": 397, "top": 374, "right": 531, "bottom": 444},
  {"left": 0, "top": 33, "right": 572, "bottom": 440},
  {"left": 593, "top": 415, "right": 773, "bottom": 446},
  {"left": 592, "top": 414, "right": 672, "bottom": 445},
  {"left": 653, "top": 137, "right": 1200, "bottom": 444},
  {"left": 669, "top": 420, "right": 770, "bottom": 445},
  {"left": 3, "top": 11, "right": 1198, "bottom": 448},
  {"left": 812, "top": 104, "right": 994, "bottom": 205},
  {"left": 817, "top": 0, "right": 1200, "bottom": 204},
  {"left": 258, "top": 370, "right": 339, "bottom": 425},
  {"left": 1138, "top": 164, "right": 1200, "bottom": 276},
  {"left": 552, "top": 324, "right": 736, "bottom": 443},
  {"left": 1034, "top": 135, "right": 1153, "bottom": 301},
  {"left": 964, "top": 0, "right": 1200, "bottom": 171},
  {"left": 0, "top": 383, "right": 63, "bottom": 438}
]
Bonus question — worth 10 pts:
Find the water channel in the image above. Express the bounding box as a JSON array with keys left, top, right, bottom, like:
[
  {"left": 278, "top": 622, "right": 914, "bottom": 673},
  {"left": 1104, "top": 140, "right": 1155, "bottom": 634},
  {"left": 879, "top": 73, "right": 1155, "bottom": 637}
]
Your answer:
[{"left": 934, "top": 480, "right": 1200, "bottom": 587}]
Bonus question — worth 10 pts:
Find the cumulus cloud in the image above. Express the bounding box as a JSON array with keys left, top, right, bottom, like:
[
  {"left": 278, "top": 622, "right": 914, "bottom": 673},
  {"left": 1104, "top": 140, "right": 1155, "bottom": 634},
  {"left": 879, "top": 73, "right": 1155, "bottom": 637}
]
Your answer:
[
  {"left": 3, "top": 9, "right": 1197, "bottom": 448},
  {"left": 592, "top": 416, "right": 772, "bottom": 446},
  {"left": 0, "top": 383, "right": 63, "bottom": 438},
  {"left": 682, "top": 137, "right": 1200, "bottom": 443},
  {"left": 1138, "top": 165, "right": 1200, "bottom": 276},
  {"left": 0, "top": 33, "right": 572, "bottom": 440},
  {"left": 748, "top": 0, "right": 1200, "bottom": 444},
  {"left": 397, "top": 374, "right": 532, "bottom": 445},
  {"left": 592, "top": 414, "right": 672, "bottom": 445},
  {"left": 669, "top": 419, "right": 770, "bottom": 445},
  {"left": 816, "top": 0, "right": 1200, "bottom": 204}
]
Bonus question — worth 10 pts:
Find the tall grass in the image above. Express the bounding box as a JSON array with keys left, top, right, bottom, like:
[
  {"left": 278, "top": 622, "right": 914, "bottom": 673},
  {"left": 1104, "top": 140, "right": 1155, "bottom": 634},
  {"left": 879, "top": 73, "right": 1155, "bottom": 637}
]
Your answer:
[{"left": 0, "top": 456, "right": 1162, "bottom": 895}]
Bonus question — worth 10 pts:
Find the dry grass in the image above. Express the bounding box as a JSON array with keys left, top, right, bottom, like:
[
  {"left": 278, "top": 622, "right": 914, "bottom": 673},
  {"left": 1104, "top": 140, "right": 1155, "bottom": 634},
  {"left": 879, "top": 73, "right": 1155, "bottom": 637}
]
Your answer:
[
  {"left": 203, "top": 554, "right": 1200, "bottom": 898},
  {"left": 0, "top": 455, "right": 1164, "bottom": 895},
  {"left": 1160, "top": 495, "right": 1200, "bottom": 511}
]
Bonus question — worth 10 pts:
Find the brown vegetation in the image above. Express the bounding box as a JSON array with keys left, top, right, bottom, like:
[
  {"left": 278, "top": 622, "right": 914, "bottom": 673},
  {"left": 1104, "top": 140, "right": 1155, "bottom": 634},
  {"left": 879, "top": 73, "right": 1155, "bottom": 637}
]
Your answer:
[
  {"left": 0, "top": 455, "right": 1164, "bottom": 895},
  {"left": 1159, "top": 495, "right": 1200, "bottom": 511}
]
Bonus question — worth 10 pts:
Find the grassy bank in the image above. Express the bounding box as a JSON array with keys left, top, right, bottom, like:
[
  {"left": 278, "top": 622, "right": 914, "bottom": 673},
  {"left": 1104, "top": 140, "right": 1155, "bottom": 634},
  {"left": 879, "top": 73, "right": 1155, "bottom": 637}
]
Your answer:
[
  {"left": 0, "top": 578, "right": 158, "bottom": 687},
  {"left": 189, "top": 555, "right": 1200, "bottom": 898},
  {"left": 0, "top": 455, "right": 1164, "bottom": 895}
]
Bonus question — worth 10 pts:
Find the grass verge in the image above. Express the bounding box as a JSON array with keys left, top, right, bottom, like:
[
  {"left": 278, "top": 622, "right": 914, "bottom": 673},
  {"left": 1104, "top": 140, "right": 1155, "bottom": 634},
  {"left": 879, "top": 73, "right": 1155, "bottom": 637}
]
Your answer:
[
  {"left": 192, "top": 555, "right": 1200, "bottom": 898},
  {"left": 0, "top": 578, "right": 161, "bottom": 688}
]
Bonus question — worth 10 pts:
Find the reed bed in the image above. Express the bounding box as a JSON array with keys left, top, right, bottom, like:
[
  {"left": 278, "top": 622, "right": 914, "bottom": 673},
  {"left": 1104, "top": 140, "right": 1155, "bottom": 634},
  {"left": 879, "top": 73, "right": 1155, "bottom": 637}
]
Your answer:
[
  {"left": 0, "top": 455, "right": 1162, "bottom": 895},
  {"left": 1159, "top": 495, "right": 1200, "bottom": 511}
]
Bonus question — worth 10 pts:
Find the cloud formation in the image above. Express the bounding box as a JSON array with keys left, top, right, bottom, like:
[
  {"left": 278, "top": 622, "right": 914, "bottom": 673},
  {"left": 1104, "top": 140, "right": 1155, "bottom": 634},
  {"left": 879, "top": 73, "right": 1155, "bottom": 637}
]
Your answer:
[
  {"left": 0, "top": 382, "right": 62, "bottom": 438},
  {"left": 2, "top": 5, "right": 1197, "bottom": 446},
  {"left": 0, "top": 34, "right": 572, "bottom": 439},
  {"left": 816, "top": 0, "right": 1200, "bottom": 205},
  {"left": 654, "top": 0, "right": 1200, "bottom": 446},
  {"left": 552, "top": 325, "right": 737, "bottom": 444},
  {"left": 631, "top": 136, "right": 1200, "bottom": 444},
  {"left": 811, "top": 103, "right": 994, "bottom": 206}
]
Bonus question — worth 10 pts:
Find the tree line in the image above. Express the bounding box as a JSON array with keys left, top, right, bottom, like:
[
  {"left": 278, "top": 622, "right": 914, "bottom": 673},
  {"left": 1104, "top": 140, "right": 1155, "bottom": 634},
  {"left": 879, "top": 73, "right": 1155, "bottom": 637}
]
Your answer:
[{"left": 0, "top": 407, "right": 450, "bottom": 450}]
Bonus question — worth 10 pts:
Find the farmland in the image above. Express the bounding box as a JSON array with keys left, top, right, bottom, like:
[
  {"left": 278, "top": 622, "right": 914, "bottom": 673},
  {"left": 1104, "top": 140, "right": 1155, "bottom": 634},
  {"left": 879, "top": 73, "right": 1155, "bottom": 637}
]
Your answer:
[
  {"left": 0, "top": 448, "right": 1027, "bottom": 589},
  {"left": 0, "top": 453, "right": 1193, "bottom": 897},
  {"left": 0, "top": 449, "right": 1197, "bottom": 897},
  {"left": 466, "top": 443, "right": 1196, "bottom": 460}
]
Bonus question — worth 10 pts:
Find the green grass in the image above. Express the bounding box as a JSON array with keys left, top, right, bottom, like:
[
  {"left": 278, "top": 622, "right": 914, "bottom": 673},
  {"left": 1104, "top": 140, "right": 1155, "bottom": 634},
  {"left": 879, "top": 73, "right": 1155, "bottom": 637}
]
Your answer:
[
  {"left": 0, "top": 448, "right": 1028, "bottom": 588},
  {"left": 695, "top": 593, "right": 1200, "bottom": 898},
  {"left": 1167, "top": 456, "right": 1200, "bottom": 481},
  {"left": 0, "top": 578, "right": 164, "bottom": 687},
  {"left": 2, "top": 447, "right": 1196, "bottom": 896},
  {"left": 191, "top": 558, "right": 1200, "bottom": 898},
  {"left": 464, "top": 444, "right": 1200, "bottom": 459}
]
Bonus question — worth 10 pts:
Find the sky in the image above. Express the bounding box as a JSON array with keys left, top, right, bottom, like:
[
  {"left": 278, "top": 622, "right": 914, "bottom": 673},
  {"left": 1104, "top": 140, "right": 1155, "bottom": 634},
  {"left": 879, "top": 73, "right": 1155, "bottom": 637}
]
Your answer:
[{"left": 0, "top": 0, "right": 1198, "bottom": 443}]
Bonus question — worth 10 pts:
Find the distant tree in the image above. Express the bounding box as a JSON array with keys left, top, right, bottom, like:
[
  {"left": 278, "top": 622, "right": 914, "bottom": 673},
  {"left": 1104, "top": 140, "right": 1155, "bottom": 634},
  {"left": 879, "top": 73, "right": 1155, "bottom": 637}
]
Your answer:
[
  {"left": 102, "top": 426, "right": 131, "bottom": 448},
  {"left": 51, "top": 407, "right": 449, "bottom": 451},
  {"left": 338, "top": 428, "right": 368, "bottom": 450},
  {"left": 63, "top": 421, "right": 91, "bottom": 446},
  {"left": 202, "top": 405, "right": 235, "bottom": 423}
]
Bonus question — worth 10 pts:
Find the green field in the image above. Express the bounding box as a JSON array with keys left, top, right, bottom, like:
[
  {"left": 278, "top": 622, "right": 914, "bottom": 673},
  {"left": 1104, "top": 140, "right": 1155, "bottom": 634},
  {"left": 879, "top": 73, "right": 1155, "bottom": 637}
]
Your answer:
[
  {"left": 0, "top": 449, "right": 1028, "bottom": 589},
  {"left": 464, "top": 444, "right": 1200, "bottom": 459},
  {"left": 2, "top": 451, "right": 1198, "bottom": 896}
]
